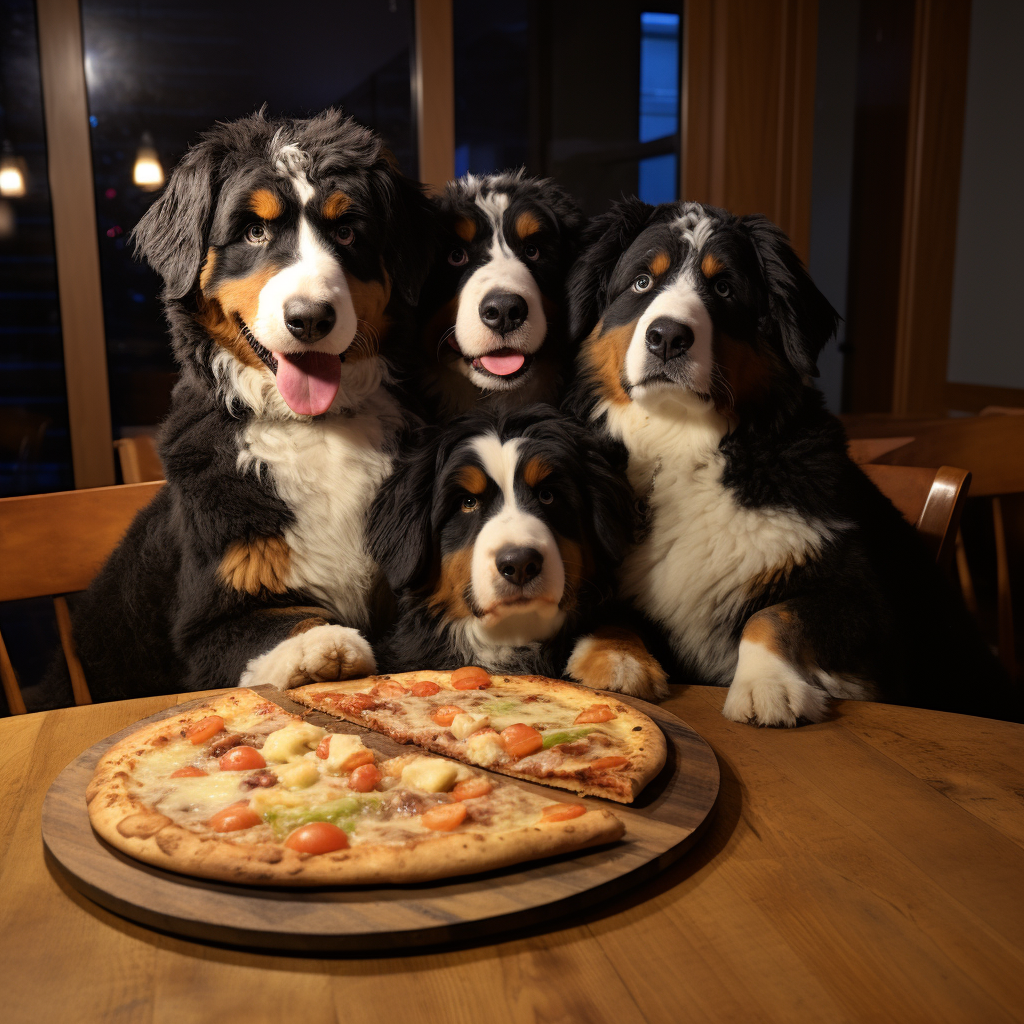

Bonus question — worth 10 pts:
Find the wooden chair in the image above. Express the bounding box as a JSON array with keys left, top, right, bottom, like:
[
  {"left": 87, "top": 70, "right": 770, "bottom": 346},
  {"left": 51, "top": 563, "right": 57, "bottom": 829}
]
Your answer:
[
  {"left": 0, "top": 481, "right": 163, "bottom": 714},
  {"left": 114, "top": 434, "right": 164, "bottom": 484},
  {"left": 845, "top": 412, "right": 1024, "bottom": 678},
  {"left": 859, "top": 463, "right": 971, "bottom": 572}
]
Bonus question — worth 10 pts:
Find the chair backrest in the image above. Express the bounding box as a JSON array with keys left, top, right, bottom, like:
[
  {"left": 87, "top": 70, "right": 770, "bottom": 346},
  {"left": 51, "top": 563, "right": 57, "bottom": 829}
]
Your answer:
[
  {"left": 114, "top": 435, "right": 164, "bottom": 484},
  {"left": 844, "top": 413, "right": 1024, "bottom": 497},
  {"left": 0, "top": 481, "right": 163, "bottom": 714},
  {"left": 861, "top": 464, "right": 970, "bottom": 571}
]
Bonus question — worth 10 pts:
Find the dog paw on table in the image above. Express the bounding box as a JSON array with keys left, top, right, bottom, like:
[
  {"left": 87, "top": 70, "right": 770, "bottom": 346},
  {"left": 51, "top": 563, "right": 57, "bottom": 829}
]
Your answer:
[
  {"left": 239, "top": 624, "right": 376, "bottom": 690},
  {"left": 721, "top": 643, "right": 830, "bottom": 727},
  {"left": 565, "top": 628, "right": 669, "bottom": 701}
]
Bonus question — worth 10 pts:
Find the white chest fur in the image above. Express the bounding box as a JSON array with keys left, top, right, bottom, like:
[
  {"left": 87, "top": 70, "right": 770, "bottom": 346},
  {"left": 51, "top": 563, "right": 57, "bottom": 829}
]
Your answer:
[
  {"left": 602, "top": 393, "right": 832, "bottom": 683},
  {"left": 237, "top": 391, "right": 402, "bottom": 626}
]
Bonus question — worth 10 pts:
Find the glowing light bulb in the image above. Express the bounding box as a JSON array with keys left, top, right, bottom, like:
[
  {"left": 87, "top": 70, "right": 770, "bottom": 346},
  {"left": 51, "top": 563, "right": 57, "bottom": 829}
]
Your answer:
[
  {"left": 133, "top": 133, "right": 164, "bottom": 191},
  {"left": 0, "top": 149, "right": 27, "bottom": 198}
]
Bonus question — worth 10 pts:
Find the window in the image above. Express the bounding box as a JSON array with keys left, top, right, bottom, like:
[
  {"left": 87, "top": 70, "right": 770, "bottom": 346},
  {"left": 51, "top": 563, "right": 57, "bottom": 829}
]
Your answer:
[
  {"left": 638, "top": 11, "right": 680, "bottom": 205},
  {"left": 0, "top": 0, "right": 73, "bottom": 498}
]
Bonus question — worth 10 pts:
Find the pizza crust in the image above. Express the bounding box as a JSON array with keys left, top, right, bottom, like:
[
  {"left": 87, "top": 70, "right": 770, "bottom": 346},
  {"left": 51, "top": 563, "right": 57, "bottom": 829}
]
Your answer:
[
  {"left": 87, "top": 689, "right": 625, "bottom": 886},
  {"left": 292, "top": 671, "right": 668, "bottom": 803}
]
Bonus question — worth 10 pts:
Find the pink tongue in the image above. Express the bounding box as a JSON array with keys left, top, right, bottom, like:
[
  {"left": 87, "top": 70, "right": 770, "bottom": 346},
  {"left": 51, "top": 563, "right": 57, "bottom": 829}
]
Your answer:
[
  {"left": 479, "top": 352, "right": 525, "bottom": 376},
  {"left": 275, "top": 352, "right": 342, "bottom": 416}
]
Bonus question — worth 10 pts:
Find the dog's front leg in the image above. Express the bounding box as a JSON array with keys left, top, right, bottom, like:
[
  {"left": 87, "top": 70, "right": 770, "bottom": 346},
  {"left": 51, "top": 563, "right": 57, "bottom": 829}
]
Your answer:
[
  {"left": 240, "top": 618, "right": 376, "bottom": 690},
  {"left": 565, "top": 626, "right": 669, "bottom": 700}
]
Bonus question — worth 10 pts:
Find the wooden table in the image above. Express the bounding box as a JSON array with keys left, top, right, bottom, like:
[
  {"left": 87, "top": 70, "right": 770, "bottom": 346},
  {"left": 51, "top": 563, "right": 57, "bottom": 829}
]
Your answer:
[{"left": 3, "top": 687, "right": 1023, "bottom": 1024}]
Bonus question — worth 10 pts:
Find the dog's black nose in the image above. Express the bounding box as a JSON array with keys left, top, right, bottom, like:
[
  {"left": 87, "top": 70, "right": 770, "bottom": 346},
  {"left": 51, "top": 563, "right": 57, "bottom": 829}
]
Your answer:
[
  {"left": 645, "top": 317, "right": 694, "bottom": 362},
  {"left": 495, "top": 546, "right": 543, "bottom": 587},
  {"left": 479, "top": 291, "right": 527, "bottom": 336},
  {"left": 284, "top": 299, "right": 336, "bottom": 343}
]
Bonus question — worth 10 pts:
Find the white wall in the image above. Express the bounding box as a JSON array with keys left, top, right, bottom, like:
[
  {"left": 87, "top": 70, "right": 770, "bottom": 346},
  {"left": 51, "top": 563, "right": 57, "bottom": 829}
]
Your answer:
[{"left": 946, "top": 0, "right": 1024, "bottom": 390}]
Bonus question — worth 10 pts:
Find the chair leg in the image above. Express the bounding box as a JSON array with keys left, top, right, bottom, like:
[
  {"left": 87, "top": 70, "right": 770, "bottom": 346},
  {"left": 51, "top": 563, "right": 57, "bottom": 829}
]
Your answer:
[
  {"left": 0, "top": 629, "right": 28, "bottom": 715},
  {"left": 53, "top": 596, "right": 93, "bottom": 706},
  {"left": 955, "top": 529, "right": 979, "bottom": 618},
  {"left": 992, "top": 497, "right": 1017, "bottom": 679}
]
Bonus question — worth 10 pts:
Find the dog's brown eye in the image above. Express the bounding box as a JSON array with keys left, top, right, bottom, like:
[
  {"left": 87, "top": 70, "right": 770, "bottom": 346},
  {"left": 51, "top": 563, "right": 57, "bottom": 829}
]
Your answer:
[
  {"left": 461, "top": 495, "right": 478, "bottom": 511},
  {"left": 335, "top": 225, "right": 354, "bottom": 246},
  {"left": 245, "top": 223, "right": 269, "bottom": 245},
  {"left": 448, "top": 248, "right": 468, "bottom": 267},
  {"left": 537, "top": 488, "right": 554, "bottom": 505},
  {"left": 524, "top": 243, "right": 540, "bottom": 261},
  {"left": 713, "top": 278, "right": 731, "bottom": 298},
  {"left": 633, "top": 274, "right": 652, "bottom": 293}
]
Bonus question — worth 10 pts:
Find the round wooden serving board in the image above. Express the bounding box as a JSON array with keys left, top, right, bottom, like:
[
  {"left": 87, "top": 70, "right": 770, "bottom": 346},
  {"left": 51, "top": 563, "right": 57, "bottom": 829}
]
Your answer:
[{"left": 42, "top": 686, "right": 719, "bottom": 952}]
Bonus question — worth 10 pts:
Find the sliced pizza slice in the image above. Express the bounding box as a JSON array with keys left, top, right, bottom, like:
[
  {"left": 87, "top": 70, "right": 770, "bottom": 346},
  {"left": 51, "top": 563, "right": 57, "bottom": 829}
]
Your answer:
[
  {"left": 291, "top": 668, "right": 667, "bottom": 804},
  {"left": 87, "top": 689, "right": 624, "bottom": 886}
]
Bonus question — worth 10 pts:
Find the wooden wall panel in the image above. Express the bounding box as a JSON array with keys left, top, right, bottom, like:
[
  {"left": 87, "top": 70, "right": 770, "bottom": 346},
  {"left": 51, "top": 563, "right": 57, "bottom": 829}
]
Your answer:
[{"left": 681, "top": 0, "right": 819, "bottom": 263}]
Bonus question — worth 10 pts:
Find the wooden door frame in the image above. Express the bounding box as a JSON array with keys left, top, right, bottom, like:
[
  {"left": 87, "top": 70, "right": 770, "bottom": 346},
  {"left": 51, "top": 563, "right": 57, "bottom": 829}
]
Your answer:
[
  {"left": 891, "top": 0, "right": 973, "bottom": 416},
  {"left": 414, "top": 0, "right": 455, "bottom": 192},
  {"left": 35, "top": 0, "right": 115, "bottom": 488}
]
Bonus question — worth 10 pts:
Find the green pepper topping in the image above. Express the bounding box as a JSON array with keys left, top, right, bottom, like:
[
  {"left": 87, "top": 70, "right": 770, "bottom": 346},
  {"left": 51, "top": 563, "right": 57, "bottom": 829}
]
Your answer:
[{"left": 541, "top": 727, "right": 595, "bottom": 749}]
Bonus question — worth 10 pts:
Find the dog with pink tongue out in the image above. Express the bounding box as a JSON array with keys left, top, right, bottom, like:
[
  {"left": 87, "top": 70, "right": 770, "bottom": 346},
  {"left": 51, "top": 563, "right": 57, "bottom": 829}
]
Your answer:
[
  {"left": 53, "top": 110, "right": 437, "bottom": 706},
  {"left": 414, "top": 171, "right": 584, "bottom": 422}
]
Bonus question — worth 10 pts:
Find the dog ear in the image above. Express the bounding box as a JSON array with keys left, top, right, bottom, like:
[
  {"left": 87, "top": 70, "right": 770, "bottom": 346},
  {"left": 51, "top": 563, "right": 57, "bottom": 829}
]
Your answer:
[
  {"left": 131, "top": 140, "right": 221, "bottom": 301},
  {"left": 367, "top": 427, "right": 440, "bottom": 592},
  {"left": 567, "top": 196, "right": 656, "bottom": 341},
  {"left": 739, "top": 215, "right": 838, "bottom": 378},
  {"left": 372, "top": 159, "right": 439, "bottom": 307}
]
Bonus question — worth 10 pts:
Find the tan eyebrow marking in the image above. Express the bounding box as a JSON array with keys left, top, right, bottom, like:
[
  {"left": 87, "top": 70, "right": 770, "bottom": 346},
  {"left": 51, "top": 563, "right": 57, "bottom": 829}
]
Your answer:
[
  {"left": 248, "top": 189, "right": 283, "bottom": 221},
  {"left": 322, "top": 191, "right": 351, "bottom": 219},
  {"left": 515, "top": 211, "right": 542, "bottom": 239},
  {"left": 199, "top": 248, "right": 217, "bottom": 291},
  {"left": 455, "top": 465, "right": 487, "bottom": 494},
  {"left": 523, "top": 456, "right": 553, "bottom": 488},
  {"left": 649, "top": 251, "right": 671, "bottom": 277},
  {"left": 702, "top": 253, "right": 725, "bottom": 277},
  {"left": 454, "top": 217, "right": 477, "bottom": 241}
]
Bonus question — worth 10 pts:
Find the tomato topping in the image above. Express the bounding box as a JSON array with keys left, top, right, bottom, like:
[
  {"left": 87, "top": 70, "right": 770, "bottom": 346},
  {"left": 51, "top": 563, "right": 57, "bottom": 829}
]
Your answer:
[
  {"left": 451, "top": 666, "right": 492, "bottom": 689},
  {"left": 284, "top": 822, "right": 350, "bottom": 854},
  {"left": 541, "top": 803, "right": 587, "bottom": 822},
  {"left": 410, "top": 680, "right": 442, "bottom": 697},
  {"left": 348, "top": 763, "right": 382, "bottom": 792},
  {"left": 207, "top": 802, "right": 261, "bottom": 832},
  {"left": 500, "top": 723, "right": 543, "bottom": 759},
  {"left": 186, "top": 715, "right": 225, "bottom": 744},
  {"left": 452, "top": 777, "right": 493, "bottom": 801},
  {"left": 315, "top": 736, "right": 331, "bottom": 759},
  {"left": 431, "top": 704, "right": 465, "bottom": 727},
  {"left": 341, "top": 693, "right": 377, "bottom": 714},
  {"left": 421, "top": 802, "right": 468, "bottom": 831},
  {"left": 372, "top": 679, "right": 410, "bottom": 698},
  {"left": 170, "top": 766, "right": 207, "bottom": 778},
  {"left": 574, "top": 704, "right": 617, "bottom": 725},
  {"left": 218, "top": 745, "right": 266, "bottom": 771},
  {"left": 590, "top": 756, "right": 629, "bottom": 771}
]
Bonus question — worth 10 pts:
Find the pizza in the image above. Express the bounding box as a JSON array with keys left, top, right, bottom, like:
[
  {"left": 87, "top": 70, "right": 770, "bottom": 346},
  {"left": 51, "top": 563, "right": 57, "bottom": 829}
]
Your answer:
[
  {"left": 291, "top": 668, "right": 667, "bottom": 804},
  {"left": 86, "top": 688, "right": 624, "bottom": 886}
]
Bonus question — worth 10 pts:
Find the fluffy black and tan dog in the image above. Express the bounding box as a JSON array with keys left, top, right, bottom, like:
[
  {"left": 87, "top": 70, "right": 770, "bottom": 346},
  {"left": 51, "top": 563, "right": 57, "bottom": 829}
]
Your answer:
[
  {"left": 367, "top": 405, "right": 668, "bottom": 696},
  {"left": 566, "top": 198, "right": 1014, "bottom": 725},
  {"left": 60, "top": 109, "right": 435, "bottom": 703},
  {"left": 414, "top": 172, "right": 584, "bottom": 420}
]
